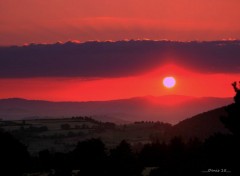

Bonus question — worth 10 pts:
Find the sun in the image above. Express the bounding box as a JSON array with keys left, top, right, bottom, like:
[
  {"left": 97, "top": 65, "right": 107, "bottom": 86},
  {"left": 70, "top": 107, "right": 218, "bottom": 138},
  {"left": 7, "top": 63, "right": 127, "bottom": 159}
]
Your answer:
[{"left": 163, "top": 76, "right": 176, "bottom": 88}]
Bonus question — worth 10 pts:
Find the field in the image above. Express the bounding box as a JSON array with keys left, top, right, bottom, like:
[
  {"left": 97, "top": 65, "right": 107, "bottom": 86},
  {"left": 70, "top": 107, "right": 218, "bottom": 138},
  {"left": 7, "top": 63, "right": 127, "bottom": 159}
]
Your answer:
[{"left": 0, "top": 117, "right": 171, "bottom": 154}]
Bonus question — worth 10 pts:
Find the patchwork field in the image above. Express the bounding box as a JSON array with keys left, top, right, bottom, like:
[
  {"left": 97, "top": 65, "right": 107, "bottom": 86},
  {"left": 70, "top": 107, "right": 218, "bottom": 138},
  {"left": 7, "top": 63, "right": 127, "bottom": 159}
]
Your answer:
[{"left": 0, "top": 117, "right": 171, "bottom": 154}]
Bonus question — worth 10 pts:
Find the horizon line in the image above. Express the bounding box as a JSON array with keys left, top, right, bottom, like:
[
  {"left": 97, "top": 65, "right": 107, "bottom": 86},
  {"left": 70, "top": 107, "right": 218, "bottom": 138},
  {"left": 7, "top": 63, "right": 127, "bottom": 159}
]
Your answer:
[
  {"left": 1, "top": 38, "right": 239, "bottom": 47},
  {"left": 0, "top": 95, "right": 233, "bottom": 103}
]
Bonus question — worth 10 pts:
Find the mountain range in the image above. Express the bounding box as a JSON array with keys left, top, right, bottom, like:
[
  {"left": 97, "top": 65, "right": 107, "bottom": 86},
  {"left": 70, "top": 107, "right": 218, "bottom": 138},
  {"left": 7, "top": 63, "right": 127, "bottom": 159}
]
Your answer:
[{"left": 0, "top": 95, "right": 232, "bottom": 124}]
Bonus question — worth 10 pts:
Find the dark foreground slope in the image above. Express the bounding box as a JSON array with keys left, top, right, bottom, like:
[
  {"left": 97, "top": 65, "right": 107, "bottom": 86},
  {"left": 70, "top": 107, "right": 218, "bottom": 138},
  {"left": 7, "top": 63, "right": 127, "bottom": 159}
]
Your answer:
[{"left": 170, "top": 106, "right": 231, "bottom": 140}]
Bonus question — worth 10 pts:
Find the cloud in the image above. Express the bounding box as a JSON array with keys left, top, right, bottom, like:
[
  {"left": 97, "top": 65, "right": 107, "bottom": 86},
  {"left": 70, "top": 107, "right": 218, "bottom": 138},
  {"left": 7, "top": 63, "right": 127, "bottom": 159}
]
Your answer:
[{"left": 0, "top": 40, "right": 240, "bottom": 78}]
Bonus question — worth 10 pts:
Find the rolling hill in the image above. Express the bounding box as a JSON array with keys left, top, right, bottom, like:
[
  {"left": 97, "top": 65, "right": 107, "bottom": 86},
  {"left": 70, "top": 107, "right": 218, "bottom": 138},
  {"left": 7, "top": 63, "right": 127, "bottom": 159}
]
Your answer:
[
  {"left": 0, "top": 95, "right": 232, "bottom": 124},
  {"left": 169, "top": 106, "right": 231, "bottom": 140}
]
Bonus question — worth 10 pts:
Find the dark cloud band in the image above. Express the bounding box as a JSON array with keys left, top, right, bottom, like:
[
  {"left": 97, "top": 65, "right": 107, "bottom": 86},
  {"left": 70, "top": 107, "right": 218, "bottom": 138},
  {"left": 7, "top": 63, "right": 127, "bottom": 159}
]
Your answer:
[{"left": 0, "top": 40, "right": 240, "bottom": 78}]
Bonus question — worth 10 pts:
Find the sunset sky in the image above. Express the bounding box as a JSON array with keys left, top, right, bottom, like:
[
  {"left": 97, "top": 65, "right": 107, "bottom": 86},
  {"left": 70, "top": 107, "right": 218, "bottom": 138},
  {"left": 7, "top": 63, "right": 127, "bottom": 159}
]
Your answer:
[
  {"left": 0, "top": 0, "right": 240, "bottom": 101},
  {"left": 1, "top": 0, "right": 240, "bottom": 45},
  {"left": 0, "top": 63, "right": 239, "bottom": 101}
]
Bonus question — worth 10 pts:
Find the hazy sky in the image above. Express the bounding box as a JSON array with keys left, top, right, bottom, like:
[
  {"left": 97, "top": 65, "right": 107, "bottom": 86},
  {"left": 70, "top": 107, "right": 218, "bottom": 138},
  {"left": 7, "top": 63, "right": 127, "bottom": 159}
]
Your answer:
[{"left": 1, "top": 0, "right": 240, "bottom": 45}]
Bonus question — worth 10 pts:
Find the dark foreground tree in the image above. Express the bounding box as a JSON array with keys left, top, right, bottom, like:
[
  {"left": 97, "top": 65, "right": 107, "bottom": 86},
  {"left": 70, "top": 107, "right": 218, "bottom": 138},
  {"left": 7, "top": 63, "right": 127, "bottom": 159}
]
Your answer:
[
  {"left": 70, "top": 138, "right": 107, "bottom": 176},
  {"left": 108, "top": 140, "right": 143, "bottom": 176},
  {"left": 0, "top": 130, "right": 30, "bottom": 176},
  {"left": 220, "top": 81, "right": 240, "bottom": 136}
]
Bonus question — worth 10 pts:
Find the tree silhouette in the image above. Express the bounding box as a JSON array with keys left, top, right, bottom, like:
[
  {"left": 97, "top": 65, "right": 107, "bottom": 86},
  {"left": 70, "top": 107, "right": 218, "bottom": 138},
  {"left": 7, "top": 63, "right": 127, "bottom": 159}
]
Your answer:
[
  {"left": 52, "top": 152, "right": 71, "bottom": 176},
  {"left": 0, "top": 130, "right": 30, "bottom": 176},
  {"left": 61, "top": 123, "right": 71, "bottom": 130},
  {"left": 109, "top": 140, "right": 142, "bottom": 176},
  {"left": 216, "top": 82, "right": 240, "bottom": 174},
  {"left": 71, "top": 138, "right": 107, "bottom": 176},
  {"left": 38, "top": 149, "right": 52, "bottom": 171},
  {"left": 139, "top": 142, "right": 167, "bottom": 167},
  {"left": 221, "top": 81, "right": 240, "bottom": 136},
  {"left": 232, "top": 81, "right": 240, "bottom": 104}
]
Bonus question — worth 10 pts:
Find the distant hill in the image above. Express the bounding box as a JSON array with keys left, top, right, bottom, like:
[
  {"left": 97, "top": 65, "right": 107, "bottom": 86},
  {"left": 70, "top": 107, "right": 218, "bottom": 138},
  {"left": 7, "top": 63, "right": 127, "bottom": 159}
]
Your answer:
[
  {"left": 0, "top": 96, "right": 232, "bottom": 124},
  {"left": 170, "top": 106, "right": 231, "bottom": 140}
]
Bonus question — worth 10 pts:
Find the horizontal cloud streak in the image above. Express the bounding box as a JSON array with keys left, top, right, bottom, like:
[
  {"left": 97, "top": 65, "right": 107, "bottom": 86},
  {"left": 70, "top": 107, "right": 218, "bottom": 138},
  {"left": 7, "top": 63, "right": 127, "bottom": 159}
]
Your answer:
[{"left": 0, "top": 40, "right": 240, "bottom": 78}]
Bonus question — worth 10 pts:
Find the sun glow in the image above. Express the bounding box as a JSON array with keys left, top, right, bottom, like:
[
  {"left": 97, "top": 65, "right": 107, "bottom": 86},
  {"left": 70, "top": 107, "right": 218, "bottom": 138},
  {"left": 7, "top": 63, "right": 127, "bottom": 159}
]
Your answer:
[{"left": 163, "top": 76, "right": 176, "bottom": 88}]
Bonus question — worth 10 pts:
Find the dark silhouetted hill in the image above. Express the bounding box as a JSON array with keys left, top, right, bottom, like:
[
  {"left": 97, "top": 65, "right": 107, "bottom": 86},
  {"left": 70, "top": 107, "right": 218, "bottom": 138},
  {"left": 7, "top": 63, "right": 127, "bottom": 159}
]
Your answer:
[{"left": 170, "top": 106, "right": 231, "bottom": 140}]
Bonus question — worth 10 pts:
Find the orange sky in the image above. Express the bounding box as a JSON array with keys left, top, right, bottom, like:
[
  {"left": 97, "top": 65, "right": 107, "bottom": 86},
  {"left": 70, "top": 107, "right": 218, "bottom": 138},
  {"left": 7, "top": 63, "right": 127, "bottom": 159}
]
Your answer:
[
  {"left": 0, "top": 65, "right": 238, "bottom": 101},
  {"left": 1, "top": 0, "right": 240, "bottom": 45},
  {"left": 1, "top": 1, "right": 240, "bottom": 101}
]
